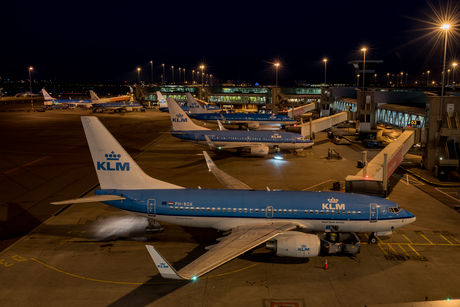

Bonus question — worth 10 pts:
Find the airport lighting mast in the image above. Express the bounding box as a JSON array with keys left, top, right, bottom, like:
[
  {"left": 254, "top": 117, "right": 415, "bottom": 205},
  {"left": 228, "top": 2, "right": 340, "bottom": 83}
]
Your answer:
[
  {"left": 323, "top": 59, "right": 327, "bottom": 85},
  {"left": 162, "top": 64, "right": 165, "bottom": 84},
  {"left": 440, "top": 24, "right": 450, "bottom": 113},
  {"left": 274, "top": 62, "right": 280, "bottom": 87},
  {"left": 453, "top": 63, "right": 458, "bottom": 84},
  {"left": 200, "top": 65, "right": 204, "bottom": 85},
  {"left": 137, "top": 67, "right": 140, "bottom": 84},
  {"left": 150, "top": 61, "right": 153, "bottom": 84},
  {"left": 28, "top": 67, "right": 33, "bottom": 93}
]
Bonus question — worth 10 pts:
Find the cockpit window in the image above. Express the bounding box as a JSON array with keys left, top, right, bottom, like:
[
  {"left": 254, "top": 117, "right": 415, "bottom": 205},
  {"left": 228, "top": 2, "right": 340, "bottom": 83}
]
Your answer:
[{"left": 388, "top": 206, "right": 401, "bottom": 213}]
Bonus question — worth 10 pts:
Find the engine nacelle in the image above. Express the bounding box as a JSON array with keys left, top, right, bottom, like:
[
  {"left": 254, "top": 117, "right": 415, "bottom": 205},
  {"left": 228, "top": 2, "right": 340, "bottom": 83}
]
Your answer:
[
  {"left": 250, "top": 145, "right": 269, "bottom": 156},
  {"left": 247, "top": 122, "right": 260, "bottom": 129},
  {"left": 125, "top": 107, "right": 133, "bottom": 112},
  {"left": 266, "top": 232, "right": 321, "bottom": 258}
]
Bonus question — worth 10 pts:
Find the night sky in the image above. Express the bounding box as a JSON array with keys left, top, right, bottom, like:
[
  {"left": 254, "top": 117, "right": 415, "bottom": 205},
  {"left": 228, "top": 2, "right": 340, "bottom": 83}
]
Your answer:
[{"left": 2, "top": 0, "right": 459, "bottom": 84}]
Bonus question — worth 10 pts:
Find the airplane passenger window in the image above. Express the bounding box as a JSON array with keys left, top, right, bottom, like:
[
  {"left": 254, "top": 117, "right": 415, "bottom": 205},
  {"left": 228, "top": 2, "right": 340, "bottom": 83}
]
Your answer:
[
  {"left": 185, "top": 207, "right": 189, "bottom": 211},
  {"left": 250, "top": 209, "right": 253, "bottom": 213},
  {"left": 358, "top": 211, "right": 361, "bottom": 215},
  {"left": 261, "top": 209, "right": 265, "bottom": 213},
  {"left": 233, "top": 208, "right": 237, "bottom": 212},
  {"left": 352, "top": 211, "right": 356, "bottom": 215},
  {"left": 336, "top": 210, "right": 340, "bottom": 215},
  {"left": 244, "top": 208, "right": 247, "bottom": 212},
  {"left": 170, "top": 206, "right": 173, "bottom": 210},
  {"left": 212, "top": 208, "right": 215, "bottom": 212},
  {"left": 315, "top": 210, "right": 319, "bottom": 214},
  {"left": 310, "top": 210, "right": 314, "bottom": 214},
  {"left": 238, "top": 208, "right": 242, "bottom": 212},
  {"left": 267, "top": 209, "right": 272, "bottom": 213},
  {"left": 320, "top": 211, "right": 324, "bottom": 214},
  {"left": 175, "top": 207, "right": 178, "bottom": 210},
  {"left": 288, "top": 209, "right": 292, "bottom": 213},
  {"left": 347, "top": 211, "right": 351, "bottom": 214},
  {"left": 180, "top": 207, "right": 183, "bottom": 210},
  {"left": 326, "top": 210, "right": 329, "bottom": 215},
  {"left": 304, "top": 210, "right": 308, "bottom": 214},
  {"left": 278, "top": 209, "right": 282, "bottom": 213},
  {"left": 294, "top": 209, "right": 297, "bottom": 214},
  {"left": 283, "top": 209, "right": 287, "bottom": 213},
  {"left": 331, "top": 210, "right": 335, "bottom": 214},
  {"left": 190, "top": 207, "right": 194, "bottom": 211},
  {"left": 217, "top": 208, "right": 221, "bottom": 212},
  {"left": 223, "top": 208, "right": 226, "bottom": 212},
  {"left": 228, "top": 208, "right": 231, "bottom": 212},
  {"left": 255, "top": 209, "right": 259, "bottom": 212},
  {"left": 202, "top": 208, "right": 205, "bottom": 211},
  {"left": 342, "top": 210, "right": 345, "bottom": 214}
]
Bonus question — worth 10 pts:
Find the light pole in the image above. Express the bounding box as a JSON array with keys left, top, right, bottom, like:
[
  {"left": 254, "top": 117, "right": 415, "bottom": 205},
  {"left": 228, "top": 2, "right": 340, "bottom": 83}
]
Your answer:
[
  {"left": 357, "top": 74, "right": 360, "bottom": 86},
  {"left": 197, "top": 71, "right": 200, "bottom": 85},
  {"left": 422, "top": 72, "right": 425, "bottom": 85},
  {"left": 210, "top": 74, "right": 213, "bottom": 87},
  {"left": 440, "top": 24, "right": 450, "bottom": 112},
  {"left": 400, "top": 72, "right": 403, "bottom": 87},
  {"left": 448, "top": 69, "right": 451, "bottom": 85},
  {"left": 137, "top": 67, "right": 140, "bottom": 84},
  {"left": 274, "top": 63, "right": 280, "bottom": 87},
  {"left": 427, "top": 71, "right": 430, "bottom": 86},
  {"left": 361, "top": 48, "right": 366, "bottom": 106},
  {"left": 192, "top": 70, "right": 195, "bottom": 83},
  {"left": 323, "top": 59, "right": 327, "bottom": 85},
  {"left": 453, "top": 63, "right": 458, "bottom": 84},
  {"left": 200, "top": 65, "right": 204, "bottom": 85},
  {"left": 162, "top": 64, "right": 165, "bottom": 84},
  {"left": 28, "top": 67, "right": 33, "bottom": 93},
  {"left": 387, "top": 73, "right": 390, "bottom": 87},
  {"left": 150, "top": 61, "right": 153, "bottom": 84},
  {"left": 183, "top": 68, "right": 185, "bottom": 83},
  {"left": 406, "top": 73, "right": 408, "bottom": 84},
  {"left": 374, "top": 74, "right": 377, "bottom": 85}
]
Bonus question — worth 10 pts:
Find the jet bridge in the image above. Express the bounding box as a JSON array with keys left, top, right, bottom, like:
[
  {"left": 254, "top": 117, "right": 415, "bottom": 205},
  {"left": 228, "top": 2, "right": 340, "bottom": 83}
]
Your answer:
[
  {"left": 345, "top": 130, "right": 415, "bottom": 197},
  {"left": 300, "top": 111, "right": 350, "bottom": 138}
]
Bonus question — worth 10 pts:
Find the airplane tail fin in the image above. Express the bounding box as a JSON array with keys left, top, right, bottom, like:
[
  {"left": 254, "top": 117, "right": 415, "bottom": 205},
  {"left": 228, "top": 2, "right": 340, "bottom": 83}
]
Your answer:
[
  {"left": 145, "top": 245, "right": 187, "bottom": 280},
  {"left": 157, "top": 91, "right": 168, "bottom": 108},
  {"left": 186, "top": 93, "right": 212, "bottom": 114},
  {"left": 217, "top": 120, "right": 227, "bottom": 131},
  {"left": 167, "top": 98, "right": 209, "bottom": 131},
  {"left": 41, "top": 88, "right": 55, "bottom": 105},
  {"left": 89, "top": 90, "right": 100, "bottom": 101},
  {"left": 81, "top": 116, "right": 184, "bottom": 190}
]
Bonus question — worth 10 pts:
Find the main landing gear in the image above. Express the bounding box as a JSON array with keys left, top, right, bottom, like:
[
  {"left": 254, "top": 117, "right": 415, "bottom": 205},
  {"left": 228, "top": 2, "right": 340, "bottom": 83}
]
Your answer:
[
  {"left": 146, "top": 219, "right": 164, "bottom": 233},
  {"left": 369, "top": 233, "right": 377, "bottom": 244}
]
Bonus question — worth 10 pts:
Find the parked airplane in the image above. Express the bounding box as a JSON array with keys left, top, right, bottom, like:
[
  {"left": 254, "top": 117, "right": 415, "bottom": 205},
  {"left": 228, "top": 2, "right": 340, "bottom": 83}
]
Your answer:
[
  {"left": 167, "top": 98, "right": 313, "bottom": 155},
  {"left": 15, "top": 91, "right": 42, "bottom": 97},
  {"left": 185, "top": 92, "right": 221, "bottom": 113},
  {"left": 89, "top": 87, "right": 133, "bottom": 103},
  {"left": 42, "top": 88, "right": 93, "bottom": 107},
  {"left": 157, "top": 91, "right": 220, "bottom": 112},
  {"left": 51, "top": 116, "right": 416, "bottom": 280},
  {"left": 187, "top": 99, "right": 296, "bottom": 129}
]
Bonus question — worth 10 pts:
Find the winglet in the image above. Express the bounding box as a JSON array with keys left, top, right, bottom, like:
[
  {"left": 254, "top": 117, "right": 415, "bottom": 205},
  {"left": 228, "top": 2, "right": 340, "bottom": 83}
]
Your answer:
[
  {"left": 145, "top": 245, "right": 187, "bottom": 280},
  {"left": 204, "top": 135, "right": 216, "bottom": 149},
  {"left": 217, "top": 120, "right": 227, "bottom": 131}
]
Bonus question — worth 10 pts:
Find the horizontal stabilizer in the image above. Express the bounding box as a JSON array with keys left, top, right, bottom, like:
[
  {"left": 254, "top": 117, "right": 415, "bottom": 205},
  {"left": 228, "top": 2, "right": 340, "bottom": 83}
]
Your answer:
[
  {"left": 51, "top": 195, "right": 126, "bottom": 205},
  {"left": 145, "top": 245, "right": 187, "bottom": 280}
]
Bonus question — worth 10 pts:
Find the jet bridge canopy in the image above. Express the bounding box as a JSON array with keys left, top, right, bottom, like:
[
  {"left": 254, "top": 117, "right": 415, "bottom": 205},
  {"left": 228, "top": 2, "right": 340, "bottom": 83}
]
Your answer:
[{"left": 345, "top": 130, "right": 415, "bottom": 197}]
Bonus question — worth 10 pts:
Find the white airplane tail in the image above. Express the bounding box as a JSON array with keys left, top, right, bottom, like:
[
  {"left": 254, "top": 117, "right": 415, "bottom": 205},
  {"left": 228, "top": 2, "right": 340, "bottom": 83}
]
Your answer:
[
  {"left": 81, "top": 116, "right": 184, "bottom": 190},
  {"left": 89, "top": 90, "right": 100, "bottom": 101},
  {"left": 167, "top": 98, "right": 208, "bottom": 131},
  {"left": 157, "top": 91, "right": 168, "bottom": 108},
  {"left": 41, "top": 88, "right": 56, "bottom": 105},
  {"left": 186, "top": 93, "right": 212, "bottom": 114}
]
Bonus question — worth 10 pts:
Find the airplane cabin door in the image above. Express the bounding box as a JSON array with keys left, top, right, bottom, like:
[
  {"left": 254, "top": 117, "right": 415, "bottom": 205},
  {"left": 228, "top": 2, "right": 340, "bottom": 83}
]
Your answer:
[
  {"left": 265, "top": 206, "right": 274, "bottom": 218},
  {"left": 369, "top": 203, "right": 378, "bottom": 222},
  {"left": 292, "top": 135, "right": 296, "bottom": 144},
  {"left": 147, "top": 199, "right": 156, "bottom": 217}
]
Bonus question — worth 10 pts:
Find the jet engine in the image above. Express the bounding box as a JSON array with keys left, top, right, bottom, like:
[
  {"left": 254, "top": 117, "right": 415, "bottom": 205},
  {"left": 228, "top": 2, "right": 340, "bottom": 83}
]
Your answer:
[
  {"left": 124, "top": 107, "right": 133, "bottom": 112},
  {"left": 250, "top": 145, "right": 269, "bottom": 156},
  {"left": 265, "top": 232, "right": 321, "bottom": 258},
  {"left": 247, "top": 122, "right": 260, "bottom": 129}
]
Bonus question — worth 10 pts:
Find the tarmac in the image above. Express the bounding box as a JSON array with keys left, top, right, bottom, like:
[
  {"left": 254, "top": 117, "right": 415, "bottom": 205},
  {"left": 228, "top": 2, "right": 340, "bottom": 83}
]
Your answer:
[{"left": 1, "top": 100, "right": 460, "bottom": 307}]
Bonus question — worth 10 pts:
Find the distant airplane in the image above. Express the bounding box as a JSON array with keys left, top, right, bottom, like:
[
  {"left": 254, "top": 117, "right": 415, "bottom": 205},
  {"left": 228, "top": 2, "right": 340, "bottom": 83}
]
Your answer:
[
  {"left": 15, "top": 91, "right": 42, "bottom": 97},
  {"left": 91, "top": 100, "right": 143, "bottom": 112},
  {"left": 52, "top": 116, "right": 416, "bottom": 280},
  {"left": 187, "top": 98, "right": 296, "bottom": 130},
  {"left": 42, "top": 88, "right": 93, "bottom": 108},
  {"left": 89, "top": 87, "right": 133, "bottom": 103},
  {"left": 185, "top": 92, "right": 221, "bottom": 112},
  {"left": 157, "top": 91, "right": 220, "bottom": 113},
  {"left": 167, "top": 98, "right": 313, "bottom": 155}
]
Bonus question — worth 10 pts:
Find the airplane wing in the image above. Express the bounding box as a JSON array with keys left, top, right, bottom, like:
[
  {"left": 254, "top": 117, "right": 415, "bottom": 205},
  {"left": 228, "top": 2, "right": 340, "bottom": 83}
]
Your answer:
[
  {"left": 146, "top": 221, "right": 298, "bottom": 280},
  {"left": 203, "top": 135, "right": 263, "bottom": 150},
  {"left": 50, "top": 195, "right": 126, "bottom": 205},
  {"left": 203, "top": 151, "right": 252, "bottom": 190}
]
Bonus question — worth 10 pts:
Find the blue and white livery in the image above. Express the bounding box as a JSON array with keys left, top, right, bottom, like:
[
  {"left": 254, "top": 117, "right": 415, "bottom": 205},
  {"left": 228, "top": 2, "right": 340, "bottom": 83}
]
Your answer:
[{"left": 53, "top": 116, "right": 416, "bottom": 280}]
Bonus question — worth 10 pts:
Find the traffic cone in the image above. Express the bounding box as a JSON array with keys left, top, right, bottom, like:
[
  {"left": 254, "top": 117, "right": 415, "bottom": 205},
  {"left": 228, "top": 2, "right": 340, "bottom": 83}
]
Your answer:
[{"left": 324, "top": 259, "right": 329, "bottom": 270}]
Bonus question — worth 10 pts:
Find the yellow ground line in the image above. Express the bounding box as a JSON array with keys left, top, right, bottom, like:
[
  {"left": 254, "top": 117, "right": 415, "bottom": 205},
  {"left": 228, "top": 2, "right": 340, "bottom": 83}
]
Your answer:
[
  {"left": 31, "top": 258, "right": 259, "bottom": 285},
  {"left": 400, "top": 233, "right": 413, "bottom": 244},
  {"left": 398, "top": 244, "right": 409, "bottom": 256},
  {"left": 419, "top": 234, "right": 434, "bottom": 245},
  {"left": 388, "top": 244, "right": 398, "bottom": 255},
  {"left": 377, "top": 243, "right": 388, "bottom": 255},
  {"left": 407, "top": 245, "right": 421, "bottom": 257},
  {"left": 439, "top": 235, "right": 453, "bottom": 245},
  {"left": 449, "top": 234, "right": 460, "bottom": 244}
]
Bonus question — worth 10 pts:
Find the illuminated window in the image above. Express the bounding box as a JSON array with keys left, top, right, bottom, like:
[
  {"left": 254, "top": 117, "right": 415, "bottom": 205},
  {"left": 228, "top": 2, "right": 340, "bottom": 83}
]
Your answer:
[
  {"left": 326, "top": 210, "right": 329, "bottom": 215},
  {"left": 358, "top": 211, "right": 361, "bottom": 215},
  {"left": 284, "top": 209, "right": 287, "bottom": 213},
  {"left": 261, "top": 209, "right": 265, "bottom": 213},
  {"left": 310, "top": 210, "right": 314, "bottom": 214},
  {"left": 352, "top": 211, "right": 356, "bottom": 215},
  {"left": 315, "top": 210, "right": 319, "bottom": 214},
  {"left": 190, "top": 207, "right": 194, "bottom": 211},
  {"left": 170, "top": 206, "right": 173, "bottom": 210},
  {"left": 175, "top": 207, "right": 178, "bottom": 210},
  {"left": 185, "top": 207, "right": 189, "bottom": 211},
  {"left": 347, "top": 211, "right": 351, "bottom": 215},
  {"left": 304, "top": 210, "right": 308, "bottom": 214},
  {"left": 294, "top": 209, "right": 297, "bottom": 214},
  {"left": 212, "top": 208, "right": 215, "bottom": 212},
  {"left": 233, "top": 208, "right": 237, "bottom": 212},
  {"left": 342, "top": 210, "right": 345, "bottom": 214},
  {"left": 180, "top": 207, "right": 183, "bottom": 210},
  {"left": 288, "top": 209, "right": 292, "bottom": 213},
  {"left": 250, "top": 208, "right": 253, "bottom": 213},
  {"left": 217, "top": 208, "right": 221, "bottom": 212},
  {"left": 223, "top": 208, "right": 226, "bottom": 212},
  {"left": 255, "top": 209, "right": 259, "bottom": 213},
  {"left": 238, "top": 208, "right": 242, "bottom": 212},
  {"left": 320, "top": 210, "right": 324, "bottom": 214}
]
